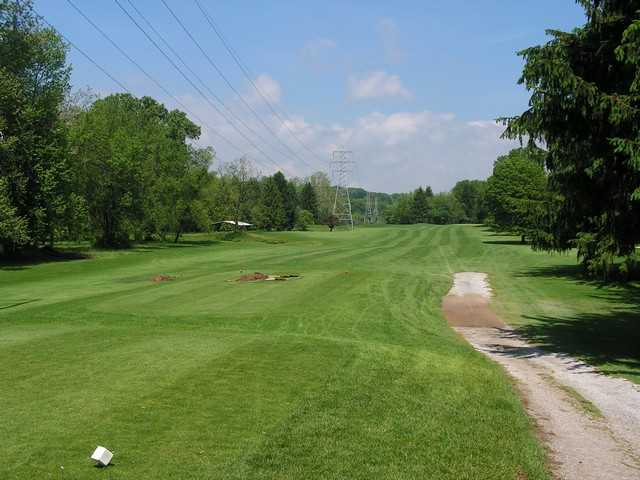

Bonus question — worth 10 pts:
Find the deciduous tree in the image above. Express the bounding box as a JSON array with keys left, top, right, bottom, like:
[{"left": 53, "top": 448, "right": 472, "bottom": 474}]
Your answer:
[
  {"left": 452, "top": 180, "right": 487, "bottom": 223},
  {"left": 486, "top": 148, "right": 547, "bottom": 242},
  {"left": 0, "top": 0, "right": 71, "bottom": 252}
]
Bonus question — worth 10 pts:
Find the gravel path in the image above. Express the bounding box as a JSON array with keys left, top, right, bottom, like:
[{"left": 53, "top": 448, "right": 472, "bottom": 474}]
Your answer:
[{"left": 445, "top": 272, "right": 640, "bottom": 480}]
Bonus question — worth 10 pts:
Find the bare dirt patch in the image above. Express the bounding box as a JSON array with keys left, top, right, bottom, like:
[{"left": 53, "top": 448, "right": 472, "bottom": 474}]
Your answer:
[
  {"left": 237, "top": 272, "right": 270, "bottom": 282},
  {"left": 236, "top": 272, "right": 300, "bottom": 282},
  {"left": 442, "top": 294, "right": 505, "bottom": 328},
  {"left": 151, "top": 274, "right": 175, "bottom": 283},
  {"left": 444, "top": 272, "right": 640, "bottom": 480}
]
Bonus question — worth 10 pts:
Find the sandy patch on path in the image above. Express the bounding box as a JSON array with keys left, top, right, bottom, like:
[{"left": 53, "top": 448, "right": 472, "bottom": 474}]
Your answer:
[{"left": 444, "top": 272, "right": 640, "bottom": 480}]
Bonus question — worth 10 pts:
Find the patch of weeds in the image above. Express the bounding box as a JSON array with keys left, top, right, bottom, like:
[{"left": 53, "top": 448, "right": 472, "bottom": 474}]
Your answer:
[
  {"left": 540, "top": 373, "right": 603, "bottom": 419},
  {"left": 557, "top": 384, "right": 603, "bottom": 419}
]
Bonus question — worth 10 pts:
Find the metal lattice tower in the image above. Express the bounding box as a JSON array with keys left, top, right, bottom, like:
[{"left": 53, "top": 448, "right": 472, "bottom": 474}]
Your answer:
[
  {"left": 330, "top": 150, "right": 355, "bottom": 230},
  {"left": 373, "top": 195, "right": 379, "bottom": 224},
  {"left": 365, "top": 192, "right": 374, "bottom": 224}
]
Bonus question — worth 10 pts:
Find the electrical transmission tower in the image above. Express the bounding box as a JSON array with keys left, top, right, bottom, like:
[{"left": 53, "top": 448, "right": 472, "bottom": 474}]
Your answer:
[
  {"left": 373, "top": 196, "right": 379, "bottom": 224},
  {"left": 365, "top": 192, "right": 374, "bottom": 224},
  {"left": 330, "top": 150, "right": 355, "bottom": 230}
]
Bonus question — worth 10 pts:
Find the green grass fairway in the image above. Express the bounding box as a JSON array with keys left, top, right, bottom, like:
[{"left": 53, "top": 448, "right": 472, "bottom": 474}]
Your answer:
[{"left": 1, "top": 225, "right": 638, "bottom": 479}]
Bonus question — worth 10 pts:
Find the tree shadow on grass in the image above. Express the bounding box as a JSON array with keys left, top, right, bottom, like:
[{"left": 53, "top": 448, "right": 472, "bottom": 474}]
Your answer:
[
  {"left": 521, "top": 263, "right": 640, "bottom": 291},
  {"left": 514, "top": 264, "right": 640, "bottom": 381},
  {"left": 0, "top": 239, "right": 221, "bottom": 270},
  {"left": 483, "top": 240, "right": 528, "bottom": 246},
  {"left": 0, "top": 250, "right": 89, "bottom": 271},
  {"left": 517, "top": 311, "right": 640, "bottom": 381},
  {"left": 132, "top": 239, "right": 220, "bottom": 251}
]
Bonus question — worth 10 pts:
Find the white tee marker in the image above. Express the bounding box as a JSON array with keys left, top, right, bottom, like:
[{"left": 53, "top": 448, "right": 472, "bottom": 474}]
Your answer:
[{"left": 90, "top": 446, "right": 113, "bottom": 467}]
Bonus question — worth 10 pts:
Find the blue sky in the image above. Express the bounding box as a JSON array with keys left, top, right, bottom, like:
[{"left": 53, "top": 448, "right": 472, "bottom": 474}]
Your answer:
[{"left": 34, "top": 0, "right": 586, "bottom": 192}]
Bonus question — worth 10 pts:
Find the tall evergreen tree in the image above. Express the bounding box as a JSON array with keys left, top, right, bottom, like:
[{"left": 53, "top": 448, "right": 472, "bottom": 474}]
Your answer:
[
  {"left": 272, "top": 171, "right": 297, "bottom": 230},
  {"left": 411, "top": 187, "right": 431, "bottom": 223},
  {"left": 255, "top": 176, "right": 286, "bottom": 230},
  {"left": 300, "top": 182, "right": 319, "bottom": 220},
  {"left": 503, "top": 0, "right": 640, "bottom": 275}
]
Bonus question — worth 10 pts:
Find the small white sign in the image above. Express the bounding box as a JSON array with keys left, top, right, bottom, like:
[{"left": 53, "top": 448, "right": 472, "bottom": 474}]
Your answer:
[{"left": 90, "top": 446, "right": 113, "bottom": 467}]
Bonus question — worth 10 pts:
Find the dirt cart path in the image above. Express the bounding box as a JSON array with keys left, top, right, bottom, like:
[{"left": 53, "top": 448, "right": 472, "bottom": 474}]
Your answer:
[{"left": 444, "top": 272, "right": 640, "bottom": 480}]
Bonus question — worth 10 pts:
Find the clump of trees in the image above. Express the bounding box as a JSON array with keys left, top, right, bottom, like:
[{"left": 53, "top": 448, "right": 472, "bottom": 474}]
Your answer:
[
  {"left": 452, "top": 180, "right": 487, "bottom": 223},
  {"left": 502, "top": 0, "right": 640, "bottom": 276},
  {"left": 68, "top": 93, "right": 212, "bottom": 246},
  {"left": 384, "top": 181, "right": 487, "bottom": 225}
]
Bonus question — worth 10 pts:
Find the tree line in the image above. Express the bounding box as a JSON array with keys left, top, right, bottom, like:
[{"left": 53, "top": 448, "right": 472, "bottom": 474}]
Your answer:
[
  {"left": 0, "top": 1, "right": 341, "bottom": 254},
  {"left": 384, "top": 181, "right": 488, "bottom": 225}
]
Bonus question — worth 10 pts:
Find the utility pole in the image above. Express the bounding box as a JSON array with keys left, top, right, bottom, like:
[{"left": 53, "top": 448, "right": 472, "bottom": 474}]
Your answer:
[{"left": 330, "top": 150, "right": 355, "bottom": 230}]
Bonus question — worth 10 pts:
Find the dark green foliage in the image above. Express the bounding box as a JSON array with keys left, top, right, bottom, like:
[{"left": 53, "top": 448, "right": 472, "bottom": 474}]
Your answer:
[
  {"left": 503, "top": 0, "right": 640, "bottom": 275},
  {"left": 0, "top": 0, "right": 70, "bottom": 252},
  {"left": 452, "top": 180, "right": 487, "bottom": 223},
  {"left": 385, "top": 185, "right": 466, "bottom": 225},
  {"left": 255, "top": 176, "right": 286, "bottom": 231},
  {"left": 486, "top": 148, "right": 547, "bottom": 240},
  {"left": 411, "top": 186, "right": 432, "bottom": 223},
  {"left": 299, "top": 182, "right": 319, "bottom": 220},
  {"left": 272, "top": 171, "right": 297, "bottom": 230}
]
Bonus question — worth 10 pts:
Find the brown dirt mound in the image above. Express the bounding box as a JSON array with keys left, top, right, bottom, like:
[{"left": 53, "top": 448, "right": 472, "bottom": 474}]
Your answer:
[
  {"left": 152, "top": 274, "right": 175, "bottom": 283},
  {"left": 442, "top": 294, "right": 505, "bottom": 328},
  {"left": 237, "top": 272, "right": 269, "bottom": 282},
  {"left": 236, "top": 272, "right": 301, "bottom": 282}
]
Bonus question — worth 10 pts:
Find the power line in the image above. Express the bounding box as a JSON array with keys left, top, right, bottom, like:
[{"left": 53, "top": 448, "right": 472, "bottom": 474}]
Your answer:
[
  {"left": 159, "top": 0, "right": 315, "bottom": 173},
  {"left": 194, "top": 0, "right": 326, "bottom": 168},
  {"left": 34, "top": 8, "right": 130, "bottom": 94},
  {"left": 122, "top": 0, "right": 294, "bottom": 173},
  {"left": 111, "top": 0, "right": 289, "bottom": 175},
  {"left": 62, "top": 0, "right": 247, "bottom": 164}
]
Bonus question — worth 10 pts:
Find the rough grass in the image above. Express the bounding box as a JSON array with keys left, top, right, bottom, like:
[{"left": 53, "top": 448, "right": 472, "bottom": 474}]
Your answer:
[
  {"left": 476, "top": 228, "right": 640, "bottom": 384},
  {"left": 1, "top": 224, "right": 635, "bottom": 479}
]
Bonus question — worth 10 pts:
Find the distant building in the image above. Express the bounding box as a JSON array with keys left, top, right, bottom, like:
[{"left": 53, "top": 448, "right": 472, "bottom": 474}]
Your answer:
[{"left": 212, "top": 220, "right": 254, "bottom": 231}]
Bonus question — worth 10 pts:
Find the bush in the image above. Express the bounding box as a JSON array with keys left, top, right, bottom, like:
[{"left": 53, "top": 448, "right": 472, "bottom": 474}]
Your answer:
[{"left": 295, "top": 209, "right": 315, "bottom": 231}]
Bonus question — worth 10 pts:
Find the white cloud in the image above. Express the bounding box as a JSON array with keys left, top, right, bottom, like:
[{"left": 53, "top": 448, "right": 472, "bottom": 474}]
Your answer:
[
  {"left": 377, "top": 18, "right": 406, "bottom": 64},
  {"left": 244, "top": 74, "right": 281, "bottom": 106},
  {"left": 339, "top": 114, "right": 516, "bottom": 192},
  {"left": 348, "top": 71, "right": 412, "bottom": 101},
  {"left": 173, "top": 89, "right": 516, "bottom": 192}
]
